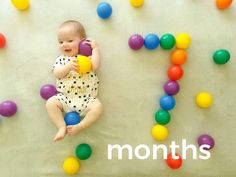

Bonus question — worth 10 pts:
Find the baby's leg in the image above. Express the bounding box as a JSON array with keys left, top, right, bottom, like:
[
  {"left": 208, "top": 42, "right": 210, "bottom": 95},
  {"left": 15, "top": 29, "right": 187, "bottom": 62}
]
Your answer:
[
  {"left": 46, "top": 96, "right": 66, "bottom": 142},
  {"left": 67, "top": 99, "right": 103, "bottom": 135}
]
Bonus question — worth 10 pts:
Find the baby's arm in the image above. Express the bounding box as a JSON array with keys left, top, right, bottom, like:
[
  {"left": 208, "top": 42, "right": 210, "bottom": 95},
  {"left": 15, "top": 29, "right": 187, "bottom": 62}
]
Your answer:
[
  {"left": 53, "top": 58, "right": 77, "bottom": 79},
  {"left": 86, "top": 38, "right": 101, "bottom": 71}
]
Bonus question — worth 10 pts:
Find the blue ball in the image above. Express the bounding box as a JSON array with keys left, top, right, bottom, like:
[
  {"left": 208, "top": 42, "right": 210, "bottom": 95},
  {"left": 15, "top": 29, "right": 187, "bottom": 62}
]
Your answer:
[
  {"left": 64, "top": 112, "right": 81, "bottom": 125},
  {"left": 159, "top": 95, "right": 176, "bottom": 111},
  {"left": 97, "top": 2, "right": 112, "bottom": 19},
  {"left": 144, "top": 34, "right": 160, "bottom": 50}
]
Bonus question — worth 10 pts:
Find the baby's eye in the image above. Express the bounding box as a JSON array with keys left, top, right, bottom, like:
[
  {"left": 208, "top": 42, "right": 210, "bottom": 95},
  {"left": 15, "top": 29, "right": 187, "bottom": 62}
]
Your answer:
[
  {"left": 68, "top": 40, "right": 73, "bottom": 43},
  {"left": 59, "top": 41, "right": 63, "bottom": 44}
]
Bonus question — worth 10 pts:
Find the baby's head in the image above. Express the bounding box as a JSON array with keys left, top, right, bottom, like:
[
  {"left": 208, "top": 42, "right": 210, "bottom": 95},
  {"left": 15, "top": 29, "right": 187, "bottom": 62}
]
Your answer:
[{"left": 58, "top": 20, "right": 86, "bottom": 57}]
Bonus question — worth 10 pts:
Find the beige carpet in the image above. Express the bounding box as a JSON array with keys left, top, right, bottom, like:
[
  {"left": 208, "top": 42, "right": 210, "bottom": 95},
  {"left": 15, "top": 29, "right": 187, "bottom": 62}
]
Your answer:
[{"left": 0, "top": 0, "right": 236, "bottom": 176}]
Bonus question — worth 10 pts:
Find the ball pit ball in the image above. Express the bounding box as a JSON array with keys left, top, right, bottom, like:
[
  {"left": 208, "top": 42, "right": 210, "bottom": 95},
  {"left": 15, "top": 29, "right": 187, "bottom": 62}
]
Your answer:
[
  {"left": 195, "top": 92, "right": 213, "bottom": 108},
  {"left": 160, "top": 34, "right": 176, "bottom": 50},
  {"left": 163, "top": 80, "right": 180, "bottom": 95},
  {"left": 64, "top": 112, "right": 81, "bottom": 126},
  {"left": 129, "top": 0, "right": 144, "bottom": 7},
  {"left": 63, "top": 156, "right": 80, "bottom": 175},
  {"left": 97, "top": 2, "right": 112, "bottom": 19},
  {"left": 171, "top": 49, "right": 187, "bottom": 65},
  {"left": 0, "top": 100, "right": 17, "bottom": 117},
  {"left": 40, "top": 84, "right": 57, "bottom": 100},
  {"left": 11, "top": 0, "right": 29, "bottom": 10},
  {"left": 155, "top": 110, "right": 171, "bottom": 125},
  {"left": 197, "top": 134, "right": 215, "bottom": 150},
  {"left": 213, "top": 49, "right": 230, "bottom": 65},
  {"left": 79, "top": 40, "right": 92, "bottom": 57},
  {"left": 159, "top": 95, "right": 176, "bottom": 111},
  {"left": 166, "top": 153, "right": 182, "bottom": 169},
  {"left": 144, "top": 34, "right": 160, "bottom": 50},
  {"left": 216, "top": 0, "right": 233, "bottom": 10},
  {"left": 77, "top": 55, "right": 92, "bottom": 74},
  {"left": 128, "top": 34, "right": 144, "bottom": 50},
  {"left": 75, "top": 143, "right": 92, "bottom": 160},
  {"left": 176, "top": 33, "right": 191, "bottom": 49},
  {"left": 0, "top": 33, "right": 6, "bottom": 48},
  {"left": 151, "top": 124, "right": 168, "bottom": 141},
  {"left": 167, "top": 65, "right": 184, "bottom": 81}
]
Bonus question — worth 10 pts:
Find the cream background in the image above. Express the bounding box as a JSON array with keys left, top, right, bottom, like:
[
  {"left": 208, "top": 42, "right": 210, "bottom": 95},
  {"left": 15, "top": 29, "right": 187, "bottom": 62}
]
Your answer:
[{"left": 0, "top": 0, "right": 236, "bottom": 176}]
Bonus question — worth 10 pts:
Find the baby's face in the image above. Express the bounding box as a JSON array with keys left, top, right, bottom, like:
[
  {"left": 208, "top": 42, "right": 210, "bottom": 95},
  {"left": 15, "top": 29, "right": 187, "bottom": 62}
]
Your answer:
[{"left": 58, "top": 26, "right": 82, "bottom": 57}]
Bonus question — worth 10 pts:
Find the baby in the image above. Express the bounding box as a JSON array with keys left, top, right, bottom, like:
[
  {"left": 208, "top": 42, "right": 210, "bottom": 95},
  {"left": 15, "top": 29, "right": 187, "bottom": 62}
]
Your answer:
[{"left": 46, "top": 20, "right": 103, "bottom": 142}]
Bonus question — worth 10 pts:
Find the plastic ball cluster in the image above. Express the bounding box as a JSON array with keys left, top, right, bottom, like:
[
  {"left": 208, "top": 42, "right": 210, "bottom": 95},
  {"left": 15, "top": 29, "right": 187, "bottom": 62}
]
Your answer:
[{"left": 63, "top": 143, "right": 92, "bottom": 175}]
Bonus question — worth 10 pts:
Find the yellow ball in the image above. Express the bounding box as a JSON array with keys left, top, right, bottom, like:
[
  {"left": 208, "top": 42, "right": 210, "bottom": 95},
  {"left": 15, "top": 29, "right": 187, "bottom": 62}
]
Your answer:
[
  {"left": 77, "top": 55, "right": 92, "bottom": 74},
  {"left": 176, "top": 33, "right": 191, "bottom": 49},
  {"left": 63, "top": 156, "right": 80, "bottom": 175},
  {"left": 151, "top": 124, "right": 168, "bottom": 141},
  {"left": 196, "top": 92, "right": 213, "bottom": 108},
  {"left": 130, "top": 0, "right": 144, "bottom": 7},
  {"left": 11, "top": 0, "right": 29, "bottom": 10}
]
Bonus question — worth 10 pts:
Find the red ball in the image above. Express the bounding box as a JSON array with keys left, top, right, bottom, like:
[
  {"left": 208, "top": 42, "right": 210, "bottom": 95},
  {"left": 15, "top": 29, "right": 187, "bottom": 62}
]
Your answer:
[
  {"left": 166, "top": 153, "right": 182, "bottom": 169},
  {"left": 0, "top": 33, "right": 6, "bottom": 48},
  {"left": 167, "top": 65, "right": 184, "bottom": 80}
]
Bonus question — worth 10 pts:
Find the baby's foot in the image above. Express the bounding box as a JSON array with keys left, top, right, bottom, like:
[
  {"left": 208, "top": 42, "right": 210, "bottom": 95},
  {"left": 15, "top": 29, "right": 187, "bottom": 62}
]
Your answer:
[
  {"left": 67, "top": 124, "right": 84, "bottom": 136},
  {"left": 53, "top": 126, "right": 66, "bottom": 142}
]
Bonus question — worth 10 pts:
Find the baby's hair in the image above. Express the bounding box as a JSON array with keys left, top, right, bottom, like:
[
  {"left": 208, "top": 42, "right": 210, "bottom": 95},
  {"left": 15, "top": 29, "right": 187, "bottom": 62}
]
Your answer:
[{"left": 60, "top": 20, "right": 86, "bottom": 39}]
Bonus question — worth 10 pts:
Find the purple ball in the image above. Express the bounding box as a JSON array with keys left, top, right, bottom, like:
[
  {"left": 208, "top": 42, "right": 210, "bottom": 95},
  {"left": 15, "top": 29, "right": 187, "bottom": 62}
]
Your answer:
[
  {"left": 40, "top": 84, "right": 57, "bottom": 100},
  {"left": 197, "top": 134, "right": 215, "bottom": 150},
  {"left": 0, "top": 100, "right": 17, "bottom": 117},
  {"left": 128, "top": 34, "right": 144, "bottom": 50},
  {"left": 163, "top": 80, "right": 180, "bottom": 95},
  {"left": 79, "top": 40, "right": 92, "bottom": 57}
]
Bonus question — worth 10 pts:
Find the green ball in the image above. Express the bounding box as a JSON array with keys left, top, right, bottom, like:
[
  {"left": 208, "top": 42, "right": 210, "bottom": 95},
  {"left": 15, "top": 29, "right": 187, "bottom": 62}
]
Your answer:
[
  {"left": 155, "top": 110, "right": 171, "bottom": 125},
  {"left": 75, "top": 143, "right": 92, "bottom": 160},
  {"left": 160, "top": 34, "right": 176, "bottom": 50},
  {"left": 213, "top": 49, "right": 230, "bottom": 64}
]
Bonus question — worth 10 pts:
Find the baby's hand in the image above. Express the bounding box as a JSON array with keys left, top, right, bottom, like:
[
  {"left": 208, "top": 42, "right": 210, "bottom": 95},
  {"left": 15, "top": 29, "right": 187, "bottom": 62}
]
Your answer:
[
  {"left": 66, "top": 58, "right": 78, "bottom": 72},
  {"left": 85, "top": 38, "right": 99, "bottom": 49}
]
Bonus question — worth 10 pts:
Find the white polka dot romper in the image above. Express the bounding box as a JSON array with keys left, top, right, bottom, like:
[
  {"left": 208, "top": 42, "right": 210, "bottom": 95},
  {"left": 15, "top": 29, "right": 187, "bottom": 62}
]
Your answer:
[{"left": 53, "top": 55, "right": 100, "bottom": 117}]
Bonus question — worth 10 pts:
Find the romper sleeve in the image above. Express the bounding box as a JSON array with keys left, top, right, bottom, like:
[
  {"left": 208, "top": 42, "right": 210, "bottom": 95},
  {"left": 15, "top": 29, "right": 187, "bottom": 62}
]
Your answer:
[{"left": 52, "top": 55, "right": 66, "bottom": 70}]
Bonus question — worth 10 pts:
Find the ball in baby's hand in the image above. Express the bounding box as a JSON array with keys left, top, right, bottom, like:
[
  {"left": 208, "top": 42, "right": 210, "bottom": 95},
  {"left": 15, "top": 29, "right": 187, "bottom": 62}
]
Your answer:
[
  {"left": 77, "top": 55, "right": 92, "bottom": 74},
  {"left": 64, "top": 112, "right": 81, "bottom": 125},
  {"left": 79, "top": 40, "right": 92, "bottom": 57}
]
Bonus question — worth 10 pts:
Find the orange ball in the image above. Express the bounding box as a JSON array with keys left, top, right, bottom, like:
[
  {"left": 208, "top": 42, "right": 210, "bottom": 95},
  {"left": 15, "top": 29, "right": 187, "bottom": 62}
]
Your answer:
[
  {"left": 166, "top": 153, "right": 182, "bottom": 169},
  {"left": 216, "top": 0, "right": 233, "bottom": 10},
  {"left": 167, "top": 65, "right": 184, "bottom": 81},
  {"left": 171, "top": 49, "right": 187, "bottom": 65},
  {"left": 0, "top": 33, "right": 6, "bottom": 48}
]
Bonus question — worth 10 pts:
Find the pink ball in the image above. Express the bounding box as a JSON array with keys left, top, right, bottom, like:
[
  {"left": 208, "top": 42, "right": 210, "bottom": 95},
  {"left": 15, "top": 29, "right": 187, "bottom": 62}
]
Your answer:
[
  {"left": 197, "top": 134, "right": 215, "bottom": 150},
  {"left": 163, "top": 80, "right": 180, "bottom": 95},
  {"left": 128, "top": 34, "right": 144, "bottom": 50},
  {"left": 0, "top": 100, "right": 17, "bottom": 117},
  {"left": 79, "top": 40, "right": 92, "bottom": 57},
  {"left": 40, "top": 84, "right": 57, "bottom": 100}
]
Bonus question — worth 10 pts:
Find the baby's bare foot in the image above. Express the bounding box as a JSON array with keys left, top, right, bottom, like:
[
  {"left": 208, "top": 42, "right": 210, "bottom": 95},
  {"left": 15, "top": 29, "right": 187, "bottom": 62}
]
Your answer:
[
  {"left": 53, "top": 126, "right": 66, "bottom": 142},
  {"left": 67, "top": 124, "right": 84, "bottom": 136}
]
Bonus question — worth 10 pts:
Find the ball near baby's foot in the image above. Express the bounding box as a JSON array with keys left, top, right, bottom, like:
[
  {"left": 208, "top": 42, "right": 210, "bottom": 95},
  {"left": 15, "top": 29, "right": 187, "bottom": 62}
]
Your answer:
[
  {"left": 75, "top": 143, "right": 92, "bottom": 160},
  {"left": 64, "top": 112, "right": 81, "bottom": 125},
  {"left": 63, "top": 156, "right": 80, "bottom": 175}
]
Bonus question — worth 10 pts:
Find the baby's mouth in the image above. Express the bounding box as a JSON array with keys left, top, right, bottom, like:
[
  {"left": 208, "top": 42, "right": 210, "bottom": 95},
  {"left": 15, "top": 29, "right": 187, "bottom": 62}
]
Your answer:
[{"left": 65, "top": 49, "right": 72, "bottom": 52}]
